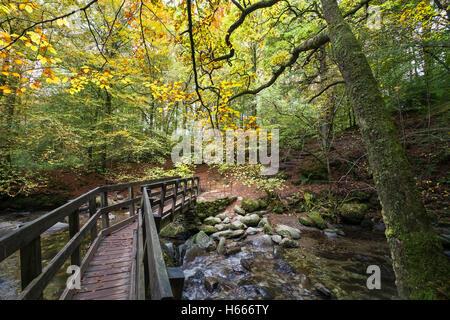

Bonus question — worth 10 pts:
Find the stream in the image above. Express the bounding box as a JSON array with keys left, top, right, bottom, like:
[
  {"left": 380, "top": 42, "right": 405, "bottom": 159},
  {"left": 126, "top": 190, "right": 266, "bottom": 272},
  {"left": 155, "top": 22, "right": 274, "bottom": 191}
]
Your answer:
[
  {"left": 173, "top": 225, "right": 397, "bottom": 300},
  {"left": 1, "top": 208, "right": 398, "bottom": 300}
]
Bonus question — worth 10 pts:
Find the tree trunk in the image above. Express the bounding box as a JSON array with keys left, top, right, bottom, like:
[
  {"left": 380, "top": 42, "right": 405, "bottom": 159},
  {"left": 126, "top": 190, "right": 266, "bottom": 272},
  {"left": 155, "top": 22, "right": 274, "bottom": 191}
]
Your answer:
[{"left": 321, "top": 0, "right": 450, "bottom": 299}]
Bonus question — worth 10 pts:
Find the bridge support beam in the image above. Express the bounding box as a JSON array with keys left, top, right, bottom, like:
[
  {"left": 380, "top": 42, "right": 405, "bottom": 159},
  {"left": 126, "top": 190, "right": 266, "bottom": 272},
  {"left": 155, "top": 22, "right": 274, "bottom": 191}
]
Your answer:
[{"left": 167, "top": 267, "right": 185, "bottom": 300}]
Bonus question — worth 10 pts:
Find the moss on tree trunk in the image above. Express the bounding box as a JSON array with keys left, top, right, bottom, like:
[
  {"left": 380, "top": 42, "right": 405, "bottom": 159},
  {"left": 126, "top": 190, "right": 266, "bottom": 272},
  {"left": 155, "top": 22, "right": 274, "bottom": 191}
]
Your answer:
[{"left": 321, "top": 0, "right": 450, "bottom": 299}]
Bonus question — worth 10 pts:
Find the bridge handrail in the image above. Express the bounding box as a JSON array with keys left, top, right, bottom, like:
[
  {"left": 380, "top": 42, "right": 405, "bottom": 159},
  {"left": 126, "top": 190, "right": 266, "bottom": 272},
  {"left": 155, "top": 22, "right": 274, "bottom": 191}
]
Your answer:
[
  {"left": 139, "top": 187, "right": 173, "bottom": 299},
  {"left": 135, "top": 176, "right": 200, "bottom": 299},
  {"left": 0, "top": 175, "right": 180, "bottom": 298}
]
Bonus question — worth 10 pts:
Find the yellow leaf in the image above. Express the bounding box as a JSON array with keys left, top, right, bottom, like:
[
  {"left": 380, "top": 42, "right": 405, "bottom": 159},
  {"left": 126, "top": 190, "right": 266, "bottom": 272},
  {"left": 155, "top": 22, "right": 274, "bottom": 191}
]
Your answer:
[
  {"left": 19, "top": 4, "right": 26, "bottom": 10},
  {"left": 14, "top": 59, "right": 22, "bottom": 65},
  {"left": 24, "top": 5, "right": 33, "bottom": 13}
]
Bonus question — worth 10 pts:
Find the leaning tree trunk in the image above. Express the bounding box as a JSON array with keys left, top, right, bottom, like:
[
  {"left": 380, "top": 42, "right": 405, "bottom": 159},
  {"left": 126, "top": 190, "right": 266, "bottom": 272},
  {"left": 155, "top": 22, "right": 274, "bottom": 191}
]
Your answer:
[{"left": 321, "top": 0, "right": 449, "bottom": 299}]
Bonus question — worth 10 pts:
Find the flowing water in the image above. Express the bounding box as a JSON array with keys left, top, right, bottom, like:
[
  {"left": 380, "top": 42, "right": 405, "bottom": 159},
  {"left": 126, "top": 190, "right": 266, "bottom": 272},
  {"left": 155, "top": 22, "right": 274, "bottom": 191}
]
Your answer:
[
  {"left": 180, "top": 226, "right": 398, "bottom": 300},
  {"left": 1, "top": 209, "right": 398, "bottom": 300}
]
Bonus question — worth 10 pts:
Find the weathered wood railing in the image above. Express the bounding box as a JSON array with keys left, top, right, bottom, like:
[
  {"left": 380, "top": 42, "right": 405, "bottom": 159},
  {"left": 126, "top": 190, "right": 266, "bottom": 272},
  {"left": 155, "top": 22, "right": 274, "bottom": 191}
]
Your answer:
[
  {"left": 0, "top": 176, "right": 180, "bottom": 300},
  {"left": 135, "top": 176, "right": 200, "bottom": 300}
]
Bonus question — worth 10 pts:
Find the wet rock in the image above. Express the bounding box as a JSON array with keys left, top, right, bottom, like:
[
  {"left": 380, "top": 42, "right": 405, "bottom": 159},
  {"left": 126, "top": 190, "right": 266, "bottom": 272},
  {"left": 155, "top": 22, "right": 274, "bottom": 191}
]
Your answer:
[
  {"left": 204, "top": 276, "right": 219, "bottom": 293},
  {"left": 204, "top": 216, "right": 221, "bottom": 226},
  {"left": 280, "top": 238, "right": 299, "bottom": 248},
  {"left": 339, "top": 203, "right": 369, "bottom": 224},
  {"left": 314, "top": 283, "right": 332, "bottom": 299},
  {"left": 324, "top": 230, "right": 338, "bottom": 238},
  {"left": 275, "top": 225, "right": 301, "bottom": 239},
  {"left": 373, "top": 222, "right": 386, "bottom": 232},
  {"left": 258, "top": 217, "right": 269, "bottom": 227},
  {"left": 201, "top": 225, "right": 218, "bottom": 234},
  {"left": 211, "top": 229, "right": 245, "bottom": 240},
  {"left": 251, "top": 234, "right": 273, "bottom": 247},
  {"left": 44, "top": 222, "right": 69, "bottom": 234},
  {"left": 192, "top": 231, "right": 216, "bottom": 251},
  {"left": 241, "top": 214, "right": 261, "bottom": 227},
  {"left": 233, "top": 205, "right": 245, "bottom": 215},
  {"left": 323, "top": 228, "right": 343, "bottom": 238},
  {"left": 255, "top": 286, "right": 276, "bottom": 299},
  {"left": 222, "top": 217, "right": 231, "bottom": 224},
  {"left": 217, "top": 237, "right": 226, "bottom": 255},
  {"left": 187, "top": 270, "right": 205, "bottom": 283},
  {"left": 230, "top": 220, "right": 246, "bottom": 230},
  {"left": 240, "top": 258, "right": 254, "bottom": 271},
  {"left": 108, "top": 214, "right": 116, "bottom": 220},
  {"left": 225, "top": 243, "right": 242, "bottom": 256},
  {"left": 271, "top": 235, "right": 282, "bottom": 244},
  {"left": 241, "top": 198, "right": 260, "bottom": 213},
  {"left": 246, "top": 227, "right": 262, "bottom": 235},
  {"left": 183, "top": 244, "right": 204, "bottom": 263}
]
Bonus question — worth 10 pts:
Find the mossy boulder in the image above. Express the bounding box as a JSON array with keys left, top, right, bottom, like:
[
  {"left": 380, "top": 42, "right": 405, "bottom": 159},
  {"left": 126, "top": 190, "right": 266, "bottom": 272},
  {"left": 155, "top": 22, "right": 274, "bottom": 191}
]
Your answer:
[
  {"left": 280, "top": 238, "right": 299, "bottom": 248},
  {"left": 192, "top": 197, "right": 237, "bottom": 219},
  {"left": 233, "top": 205, "right": 246, "bottom": 215},
  {"left": 201, "top": 225, "right": 218, "bottom": 234},
  {"left": 257, "top": 198, "right": 268, "bottom": 209},
  {"left": 258, "top": 217, "right": 269, "bottom": 228},
  {"left": 211, "top": 229, "right": 245, "bottom": 240},
  {"left": 240, "top": 214, "right": 261, "bottom": 227},
  {"left": 263, "top": 224, "right": 274, "bottom": 235},
  {"left": 230, "top": 220, "right": 246, "bottom": 230},
  {"left": 275, "top": 225, "right": 301, "bottom": 239},
  {"left": 192, "top": 231, "right": 216, "bottom": 251},
  {"left": 204, "top": 216, "right": 221, "bottom": 226},
  {"left": 241, "top": 198, "right": 260, "bottom": 213},
  {"left": 308, "top": 211, "right": 327, "bottom": 229},
  {"left": 160, "top": 222, "right": 187, "bottom": 239},
  {"left": 216, "top": 213, "right": 228, "bottom": 220},
  {"left": 340, "top": 203, "right": 369, "bottom": 224},
  {"left": 299, "top": 216, "right": 315, "bottom": 227}
]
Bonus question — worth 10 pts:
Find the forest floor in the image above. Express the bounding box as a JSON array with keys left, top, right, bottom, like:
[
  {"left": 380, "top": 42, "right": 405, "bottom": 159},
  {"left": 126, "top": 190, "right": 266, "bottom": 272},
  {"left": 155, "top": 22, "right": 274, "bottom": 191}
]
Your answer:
[{"left": 1, "top": 106, "right": 448, "bottom": 223}]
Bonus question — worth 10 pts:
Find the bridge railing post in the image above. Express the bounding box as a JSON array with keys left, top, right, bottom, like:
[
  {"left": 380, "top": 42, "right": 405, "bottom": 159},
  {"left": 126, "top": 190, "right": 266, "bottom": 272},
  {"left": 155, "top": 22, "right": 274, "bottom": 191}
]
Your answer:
[
  {"left": 88, "top": 196, "right": 97, "bottom": 242},
  {"left": 20, "top": 236, "right": 42, "bottom": 298},
  {"left": 181, "top": 179, "right": 187, "bottom": 211},
  {"left": 101, "top": 191, "right": 109, "bottom": 229},
  {"left": 69, "top": 209, "right": 81, "bottom": 266},
  {"left": 159, "top": 183, "right": 167, "bottom": 217},
  {"left": 128, "top": 186, "right": 135, "bottom": 216},
  {"left": 171, "top": 181, "right": 178, "bottom": 222}
]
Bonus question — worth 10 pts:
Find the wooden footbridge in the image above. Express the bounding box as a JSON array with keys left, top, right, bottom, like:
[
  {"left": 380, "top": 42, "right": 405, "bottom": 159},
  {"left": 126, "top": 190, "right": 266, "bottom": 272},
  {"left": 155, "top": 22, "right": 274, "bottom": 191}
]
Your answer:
[{"left": 0, "top": 176, "right": 200, "bottom": 300}]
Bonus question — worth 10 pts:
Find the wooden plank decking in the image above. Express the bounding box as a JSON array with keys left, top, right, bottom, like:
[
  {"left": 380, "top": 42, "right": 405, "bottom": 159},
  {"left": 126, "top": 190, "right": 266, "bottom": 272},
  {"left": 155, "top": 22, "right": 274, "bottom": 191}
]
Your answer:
[{"left": 71, "top": 222, "right": 137, "bottom": 300}]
